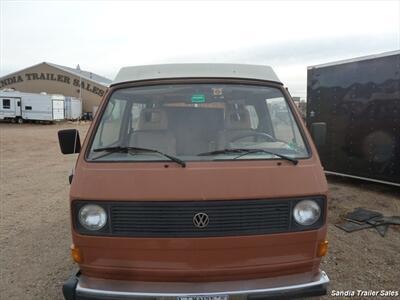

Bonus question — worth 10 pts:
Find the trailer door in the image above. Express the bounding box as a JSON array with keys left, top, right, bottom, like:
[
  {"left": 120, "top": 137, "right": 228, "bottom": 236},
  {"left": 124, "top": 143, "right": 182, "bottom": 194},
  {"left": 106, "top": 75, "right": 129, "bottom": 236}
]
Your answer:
[
  {"left": 15, "top": 98, "right": 22, "bottom": 117},
  {"left": 52, "top": 99, "right": 64, "bottom": 120}
]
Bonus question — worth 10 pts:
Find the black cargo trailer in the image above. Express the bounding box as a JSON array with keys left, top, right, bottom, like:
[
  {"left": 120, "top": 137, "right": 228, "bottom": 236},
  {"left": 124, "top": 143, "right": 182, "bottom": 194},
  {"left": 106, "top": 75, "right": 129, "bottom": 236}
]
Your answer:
[{"left": 307, "top": 50, "right": 400, "bottom": 186}]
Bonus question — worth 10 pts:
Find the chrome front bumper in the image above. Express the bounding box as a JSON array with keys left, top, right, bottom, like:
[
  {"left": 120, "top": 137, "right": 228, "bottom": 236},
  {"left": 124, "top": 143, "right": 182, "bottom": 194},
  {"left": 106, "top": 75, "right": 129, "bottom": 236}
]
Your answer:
[{"left": 63, "top": 270, "right": 329, "bottom": 300}]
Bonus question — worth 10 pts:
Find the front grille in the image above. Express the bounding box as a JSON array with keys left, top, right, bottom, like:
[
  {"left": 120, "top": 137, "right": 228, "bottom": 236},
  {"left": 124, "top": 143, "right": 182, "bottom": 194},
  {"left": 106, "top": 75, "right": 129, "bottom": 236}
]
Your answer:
[{"left": 109, "top": 199, "right": 291, "bottom": 237}]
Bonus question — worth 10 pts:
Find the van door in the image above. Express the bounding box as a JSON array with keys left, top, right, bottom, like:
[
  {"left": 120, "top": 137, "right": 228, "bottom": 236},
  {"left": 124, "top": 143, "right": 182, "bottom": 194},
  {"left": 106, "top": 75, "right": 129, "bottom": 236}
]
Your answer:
[{"left": 52, "top": 99, "right": 65, "bottom": 120}]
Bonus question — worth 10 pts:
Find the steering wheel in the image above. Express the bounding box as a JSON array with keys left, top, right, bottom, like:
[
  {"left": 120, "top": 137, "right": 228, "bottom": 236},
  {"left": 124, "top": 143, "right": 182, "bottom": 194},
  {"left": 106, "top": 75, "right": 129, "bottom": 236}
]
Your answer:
[{"left": 230, "top": 131, "right": 276, "bottom": 144}]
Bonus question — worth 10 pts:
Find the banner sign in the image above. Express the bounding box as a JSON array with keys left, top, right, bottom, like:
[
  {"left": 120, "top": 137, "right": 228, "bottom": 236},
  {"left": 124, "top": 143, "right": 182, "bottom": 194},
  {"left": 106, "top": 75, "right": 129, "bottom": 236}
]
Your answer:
[{"left": 0, "top": 72, "right": 106, "bottom": 97}]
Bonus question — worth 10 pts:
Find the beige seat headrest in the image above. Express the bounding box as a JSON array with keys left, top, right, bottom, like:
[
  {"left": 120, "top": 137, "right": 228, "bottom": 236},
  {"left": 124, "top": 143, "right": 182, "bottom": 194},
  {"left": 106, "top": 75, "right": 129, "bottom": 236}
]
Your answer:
[
  {"left": 224, "top": 104, "right": 252, "bottom": 130},
  {"left": 137, "top": 108, "right": 168, "bottom": 130}
]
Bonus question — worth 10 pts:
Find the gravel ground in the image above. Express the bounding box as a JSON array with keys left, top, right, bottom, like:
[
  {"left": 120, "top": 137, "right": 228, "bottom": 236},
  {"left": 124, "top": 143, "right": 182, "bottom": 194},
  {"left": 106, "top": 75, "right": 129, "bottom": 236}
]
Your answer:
[{"left": 0, "top": 122, "right": 399, "bottom": 300}]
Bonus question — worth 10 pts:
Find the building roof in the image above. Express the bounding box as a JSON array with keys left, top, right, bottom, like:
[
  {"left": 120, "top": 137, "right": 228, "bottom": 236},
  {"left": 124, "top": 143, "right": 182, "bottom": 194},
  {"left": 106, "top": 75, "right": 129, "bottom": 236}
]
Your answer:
[
  {"left": 0, "top": 62, "right": 112, "bottom": 86},
  {"left": 112, "top": 63, "right": 281, "bottom": 85},
  {"left": 46, "top": 62, "right": 112, "bottom": 85},
  {"left": 308, "top": 49, "right": 400, "bottom": 69}
]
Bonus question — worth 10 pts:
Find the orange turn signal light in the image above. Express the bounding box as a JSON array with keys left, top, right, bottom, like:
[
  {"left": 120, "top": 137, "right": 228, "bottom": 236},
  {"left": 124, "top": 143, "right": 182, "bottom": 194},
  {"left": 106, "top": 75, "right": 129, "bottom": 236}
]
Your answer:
[
  {"left": 71, "top": 244, "right": 82, "bottom": 263},
  {"left": 317, "top": 240, "right": 328, "bottom": 257}
]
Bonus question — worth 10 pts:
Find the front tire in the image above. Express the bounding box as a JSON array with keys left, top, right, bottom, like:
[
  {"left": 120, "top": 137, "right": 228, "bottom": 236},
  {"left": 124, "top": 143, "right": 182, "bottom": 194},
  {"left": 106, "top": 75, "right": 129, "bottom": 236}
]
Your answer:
[{"left": 17, "top": 118, "right": 24, "bottom": 124}]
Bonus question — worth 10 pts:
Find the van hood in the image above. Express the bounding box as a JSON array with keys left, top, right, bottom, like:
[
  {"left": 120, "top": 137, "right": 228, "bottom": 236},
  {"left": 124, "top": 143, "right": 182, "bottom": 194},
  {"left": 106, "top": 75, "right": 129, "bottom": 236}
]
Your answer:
[{"left": 70, "top": 159, "right": 327, "bottom": 201}]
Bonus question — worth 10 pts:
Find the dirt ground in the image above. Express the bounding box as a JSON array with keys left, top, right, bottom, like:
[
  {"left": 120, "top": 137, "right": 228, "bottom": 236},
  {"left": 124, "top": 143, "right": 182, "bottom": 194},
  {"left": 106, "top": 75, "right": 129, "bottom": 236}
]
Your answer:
[{"left": 0, "top": 122, "right": 399, "bottom": 300}]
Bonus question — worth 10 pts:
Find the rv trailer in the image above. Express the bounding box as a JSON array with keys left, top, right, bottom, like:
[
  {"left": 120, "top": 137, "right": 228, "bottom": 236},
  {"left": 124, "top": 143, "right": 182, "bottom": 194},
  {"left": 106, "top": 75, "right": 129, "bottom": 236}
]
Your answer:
[
  {"left": 0, "top": 90, "right": 65, "bottom": 123},
  {"left": 307, "top": 50, "right": 400, "bottom": 186}
]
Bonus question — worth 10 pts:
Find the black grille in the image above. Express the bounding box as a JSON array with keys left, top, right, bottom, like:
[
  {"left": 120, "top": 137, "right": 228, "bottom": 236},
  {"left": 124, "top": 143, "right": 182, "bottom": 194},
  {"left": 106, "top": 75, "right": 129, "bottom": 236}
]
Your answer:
[{"left": 109, "top": 199, "right": 291, "bottom": 237}]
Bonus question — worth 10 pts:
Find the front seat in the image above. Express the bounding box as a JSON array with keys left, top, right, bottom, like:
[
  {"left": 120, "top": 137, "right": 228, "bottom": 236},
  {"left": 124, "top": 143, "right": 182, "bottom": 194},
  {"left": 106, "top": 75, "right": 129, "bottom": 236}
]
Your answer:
[
  {"left": 217, "top": 104, "right": 254, "bottom": 148},
  {"left": 130, "top": 108, "right": 176, "bottom": 154}
]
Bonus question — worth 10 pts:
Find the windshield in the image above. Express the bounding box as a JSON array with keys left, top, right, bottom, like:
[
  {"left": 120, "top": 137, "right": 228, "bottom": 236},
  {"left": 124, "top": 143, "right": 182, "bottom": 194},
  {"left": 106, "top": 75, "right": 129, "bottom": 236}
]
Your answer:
[{"left": 87, "top": 83, "right": 309, "bottom": 162}]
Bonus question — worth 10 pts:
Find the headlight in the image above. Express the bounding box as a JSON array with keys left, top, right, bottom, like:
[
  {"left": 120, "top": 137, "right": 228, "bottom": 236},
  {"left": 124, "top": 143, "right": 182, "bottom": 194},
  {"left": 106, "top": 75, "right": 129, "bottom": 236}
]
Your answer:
[
  {"left": 78, "top": 204, "right": 107, "bottom": 231},
  {"left": 293, "top": 200, "right": 321, "bottom": 226}
]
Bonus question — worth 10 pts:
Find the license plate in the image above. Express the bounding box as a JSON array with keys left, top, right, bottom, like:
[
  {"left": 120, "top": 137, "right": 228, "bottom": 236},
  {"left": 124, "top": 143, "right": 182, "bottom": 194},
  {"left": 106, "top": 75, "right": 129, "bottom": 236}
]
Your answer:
[{"left": 177, "top": 296, "right": 228, "bottom": 300}]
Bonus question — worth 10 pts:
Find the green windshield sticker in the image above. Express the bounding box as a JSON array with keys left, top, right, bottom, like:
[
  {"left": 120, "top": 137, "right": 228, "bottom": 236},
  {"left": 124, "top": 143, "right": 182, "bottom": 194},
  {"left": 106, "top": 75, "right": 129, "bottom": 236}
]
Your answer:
[
  {"left": 191, "top": 94, "right": 206, "bottom": 103},
  {"left": 288, "top": 142, "right": 300, "bottom": 150}
]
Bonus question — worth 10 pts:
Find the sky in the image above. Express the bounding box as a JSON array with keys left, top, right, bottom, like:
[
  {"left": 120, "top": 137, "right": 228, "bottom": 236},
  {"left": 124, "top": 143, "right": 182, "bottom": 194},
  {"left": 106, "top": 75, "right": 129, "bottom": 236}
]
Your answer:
[{"left": 0, "top": 0, "right": 399, "bottom": 98}]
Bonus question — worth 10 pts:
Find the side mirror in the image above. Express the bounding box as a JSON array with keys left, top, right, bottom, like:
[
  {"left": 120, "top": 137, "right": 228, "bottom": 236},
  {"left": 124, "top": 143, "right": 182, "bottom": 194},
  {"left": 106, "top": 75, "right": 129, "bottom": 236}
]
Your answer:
[
  {"left": 58, "top": 129, "right": 81, "bottom": 154},
  {"left": 311, "top": 122, "right": 327, "bottom": 147}
]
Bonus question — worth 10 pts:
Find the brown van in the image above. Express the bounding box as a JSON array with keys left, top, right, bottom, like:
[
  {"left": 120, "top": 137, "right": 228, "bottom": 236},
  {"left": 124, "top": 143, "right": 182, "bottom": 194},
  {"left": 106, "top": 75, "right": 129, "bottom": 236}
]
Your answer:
[{"left": 59, "top": 64, "right": 329, "bottom": 300}]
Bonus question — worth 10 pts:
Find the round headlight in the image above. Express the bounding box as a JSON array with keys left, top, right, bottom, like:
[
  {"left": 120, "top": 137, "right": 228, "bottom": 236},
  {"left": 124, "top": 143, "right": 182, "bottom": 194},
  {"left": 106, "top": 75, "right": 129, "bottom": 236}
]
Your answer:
[
  {"left": 78, "top": 204, "right": 107, "bottom": 231},
  {"left": 293, "top": 200, "right": 321, "bottom": 226}
]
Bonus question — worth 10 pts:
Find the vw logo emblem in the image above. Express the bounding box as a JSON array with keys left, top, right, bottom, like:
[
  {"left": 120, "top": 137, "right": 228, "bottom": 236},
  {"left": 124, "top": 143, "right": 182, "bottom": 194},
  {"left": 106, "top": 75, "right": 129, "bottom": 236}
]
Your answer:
[{"left": 193, "top": 212, "right": 209, "bottom": 228}]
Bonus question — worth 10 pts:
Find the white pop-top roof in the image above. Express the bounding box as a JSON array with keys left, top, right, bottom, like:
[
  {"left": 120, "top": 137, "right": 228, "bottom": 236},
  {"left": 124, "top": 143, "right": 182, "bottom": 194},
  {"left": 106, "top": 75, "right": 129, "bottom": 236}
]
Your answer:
[{"left": 112, "top": 63, "right": 281, "bottom": 85}]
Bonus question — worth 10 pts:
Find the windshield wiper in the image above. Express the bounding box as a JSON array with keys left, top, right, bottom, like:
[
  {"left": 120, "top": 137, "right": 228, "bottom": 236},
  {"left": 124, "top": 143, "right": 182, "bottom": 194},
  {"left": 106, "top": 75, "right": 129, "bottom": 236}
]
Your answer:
[
  {"left": 197, "top": 148, "right": 298, "bottom": 165},
  {"left": 92, "top": 146, "right": 186, "bottom": 167}
]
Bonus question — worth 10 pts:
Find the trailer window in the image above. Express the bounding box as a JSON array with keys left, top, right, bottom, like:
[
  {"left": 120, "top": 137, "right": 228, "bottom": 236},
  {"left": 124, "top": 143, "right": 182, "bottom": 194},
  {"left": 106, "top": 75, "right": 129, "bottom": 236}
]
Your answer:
[
  {"left": 25, "top": 106, "right": 32, "bottom": 110},
  {"left": 2, "top": 99, "right": 10, "bottom": 109}
]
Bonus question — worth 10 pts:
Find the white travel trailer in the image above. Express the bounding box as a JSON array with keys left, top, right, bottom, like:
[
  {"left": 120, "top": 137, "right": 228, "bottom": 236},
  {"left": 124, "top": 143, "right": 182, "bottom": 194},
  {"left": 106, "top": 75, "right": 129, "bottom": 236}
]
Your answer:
[
  {"left": 0, "top": 90, "right": 65, "bottom": 123},
  {"left": 64, "top": 97, "right": 82, "bottom": 120}
]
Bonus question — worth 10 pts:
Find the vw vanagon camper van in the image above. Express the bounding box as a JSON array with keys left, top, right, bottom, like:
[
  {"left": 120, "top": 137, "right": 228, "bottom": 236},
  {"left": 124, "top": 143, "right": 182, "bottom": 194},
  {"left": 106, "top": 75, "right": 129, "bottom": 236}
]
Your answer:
[{"left": 59, "top": 64, "right": 329, "bottom": 300}]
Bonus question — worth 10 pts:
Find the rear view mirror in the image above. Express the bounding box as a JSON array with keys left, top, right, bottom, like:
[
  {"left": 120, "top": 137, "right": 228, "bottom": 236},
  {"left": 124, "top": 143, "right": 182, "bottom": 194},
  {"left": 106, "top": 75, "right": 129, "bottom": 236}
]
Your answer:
[
  {"left": 311, "top": 122, "right": 327, "bottom": 147},
  {"left": 58, "top": 129, "right": 81, "bottom": 154}
]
